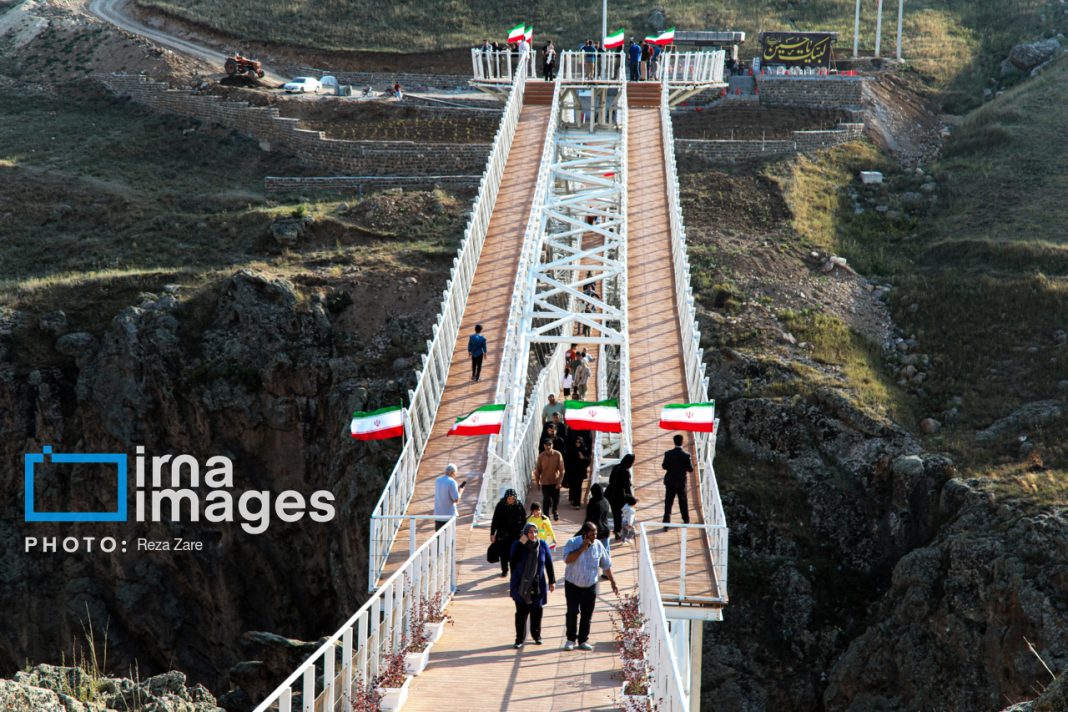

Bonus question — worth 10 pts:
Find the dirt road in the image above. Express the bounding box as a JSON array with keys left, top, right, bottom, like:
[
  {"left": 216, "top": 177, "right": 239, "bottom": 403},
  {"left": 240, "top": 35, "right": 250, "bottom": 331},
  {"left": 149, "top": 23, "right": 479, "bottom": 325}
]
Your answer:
[{"left": 86, "top": 0, "right": 289, "bottom": 84}]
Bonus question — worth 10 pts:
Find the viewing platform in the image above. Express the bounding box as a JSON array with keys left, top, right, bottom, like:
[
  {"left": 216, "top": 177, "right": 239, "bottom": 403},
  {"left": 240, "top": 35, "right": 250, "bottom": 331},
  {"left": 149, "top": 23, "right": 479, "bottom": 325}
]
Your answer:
[{"left": 470, "top": 48, "right": 727, "bottom": 105}]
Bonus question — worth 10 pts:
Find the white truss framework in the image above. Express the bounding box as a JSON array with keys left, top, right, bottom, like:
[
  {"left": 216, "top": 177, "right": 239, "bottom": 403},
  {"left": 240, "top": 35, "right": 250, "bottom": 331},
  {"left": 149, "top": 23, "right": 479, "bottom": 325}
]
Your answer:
[
  {"left": 498, "top": 81, "right": 634, "bottom": 477},
  {"left": 524, "top": 134, "right": 625, "bottom": 345}
]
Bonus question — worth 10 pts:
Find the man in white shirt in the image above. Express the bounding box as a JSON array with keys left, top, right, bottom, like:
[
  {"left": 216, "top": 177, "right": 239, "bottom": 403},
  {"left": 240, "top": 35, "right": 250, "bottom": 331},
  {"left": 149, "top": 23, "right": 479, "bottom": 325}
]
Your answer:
[{"left": 433, "top": 464, "right": 463, "bottom": 531}]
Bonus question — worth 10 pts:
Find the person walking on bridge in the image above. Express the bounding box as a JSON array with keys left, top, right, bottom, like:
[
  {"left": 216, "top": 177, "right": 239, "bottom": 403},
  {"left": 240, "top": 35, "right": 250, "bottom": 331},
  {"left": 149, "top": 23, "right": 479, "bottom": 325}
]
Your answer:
[
  {"left": 467, "top": 323, "right": 488, "bottom": 382},
  {"left": 433, "top": 463, "right": 465, "bottom": 531},
  {"left": 534, "top": 437, "right": 565, "bottom": 521},
  {"left": 561, "top": 521, "right": 618, "bottom": 650},
  {"left": 509, "top": 522, "right": 556, "bottom": 648},
  {"left": 604, "top": 453, "right": 634, "bottom": 540},
  {"left": 564, "top": 434, "right": 590, "bottom": 508},
  {"left": 491, "top": 489, "right": 526, "bottom": 577},
  {"left": 662, "top": 433, "right": 693, "bottom": 530}
]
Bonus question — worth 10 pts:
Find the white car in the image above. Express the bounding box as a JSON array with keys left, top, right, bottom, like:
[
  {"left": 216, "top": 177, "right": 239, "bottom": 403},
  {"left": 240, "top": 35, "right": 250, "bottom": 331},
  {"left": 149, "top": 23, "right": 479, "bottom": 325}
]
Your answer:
[{"left": 284, "top": 77, "right": 322, "bottom": 94}]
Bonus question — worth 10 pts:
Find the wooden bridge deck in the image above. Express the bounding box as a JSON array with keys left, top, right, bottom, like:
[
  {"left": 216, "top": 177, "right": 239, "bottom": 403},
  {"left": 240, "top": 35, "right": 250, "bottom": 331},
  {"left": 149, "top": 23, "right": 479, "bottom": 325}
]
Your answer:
[{"left": 625, "top": 89, "right": 719, "bottom": 604}]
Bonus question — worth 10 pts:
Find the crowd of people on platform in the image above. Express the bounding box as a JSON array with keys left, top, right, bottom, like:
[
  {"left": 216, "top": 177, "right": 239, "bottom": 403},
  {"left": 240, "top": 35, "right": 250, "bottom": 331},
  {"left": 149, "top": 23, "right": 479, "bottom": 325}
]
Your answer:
[{"left": 477, "top": 36, "right": 668, "bottom": 82}]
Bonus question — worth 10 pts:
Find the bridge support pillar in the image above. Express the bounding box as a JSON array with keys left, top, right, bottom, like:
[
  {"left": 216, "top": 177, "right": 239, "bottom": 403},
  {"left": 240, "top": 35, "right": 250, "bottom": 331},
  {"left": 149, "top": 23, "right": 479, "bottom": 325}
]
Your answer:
[{"left": 689, "top": 621, "right": 703, "bottom": 712}]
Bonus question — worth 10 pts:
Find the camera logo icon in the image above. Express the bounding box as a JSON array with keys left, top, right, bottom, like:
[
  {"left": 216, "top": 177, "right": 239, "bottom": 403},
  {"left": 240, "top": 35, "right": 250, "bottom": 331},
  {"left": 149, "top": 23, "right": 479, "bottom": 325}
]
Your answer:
[{"left": 24, "top": 446, "right": 128, "bottom": 523}]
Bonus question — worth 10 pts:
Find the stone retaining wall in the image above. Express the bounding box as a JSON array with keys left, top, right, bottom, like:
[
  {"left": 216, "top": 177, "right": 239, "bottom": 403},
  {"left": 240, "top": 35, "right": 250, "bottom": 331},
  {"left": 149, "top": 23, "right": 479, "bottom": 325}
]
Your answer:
[
  {"left": 674, "top": 123, "right": 864, "bottom": 163},
  {"left": 756, "top": 76, "right": 866, "bottom": 108},
  {"left": 101, "top": 74, "right": 492, "bottom": 175},
  {"left": 264, "top": 175, "right": 481, "bottom": 195}
]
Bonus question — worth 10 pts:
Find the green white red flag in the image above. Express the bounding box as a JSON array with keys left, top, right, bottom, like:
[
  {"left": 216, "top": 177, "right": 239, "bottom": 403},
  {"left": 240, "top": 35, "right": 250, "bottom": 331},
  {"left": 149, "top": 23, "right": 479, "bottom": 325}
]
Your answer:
[
  {"left": 448, "top": 404, "right": 506, "bottom": 436},
  {"left": 646, "top": 27, "right": 676, "bottom": 45},
  {"left": 604, "top": 28, "right": 625, "bottom": 49},
  {"left": 507, "top": 23, "right": 526, "bottom": 43},
  {"left": 659, "top": 402, "right": 716, "bottom": 432},
  {"left": 351, "top": 405, "right": 405, "bottom": 440},
  {"left": 525, "top": 25, "right": 533, "bottom": 43},
  {"left": 565, "top": 399, "right": 622, "bottom": 433}
]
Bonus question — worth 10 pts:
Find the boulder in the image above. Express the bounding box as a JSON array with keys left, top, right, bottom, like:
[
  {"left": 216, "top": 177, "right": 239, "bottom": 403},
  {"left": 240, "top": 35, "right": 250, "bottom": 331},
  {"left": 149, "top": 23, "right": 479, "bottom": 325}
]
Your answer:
[
  {"left": 859, "top": 171, "right": 884, "bottom": 185},
  {"left": 976, "top": 400, "right": 1065, "bottom": 441},
  {"left": 1008, "top": 38, "right": 1061, "bottom": 70}
]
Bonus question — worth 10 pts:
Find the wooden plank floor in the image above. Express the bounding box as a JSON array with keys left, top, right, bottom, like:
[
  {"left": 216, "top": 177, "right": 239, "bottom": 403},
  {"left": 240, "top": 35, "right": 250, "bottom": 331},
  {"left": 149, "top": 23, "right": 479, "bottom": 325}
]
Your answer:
[
  {"left": 625, "top": 99, "right": 719, "bottom": 603},
  {"left": 377, "top": 103, "right": 552, "bottom": 570}
]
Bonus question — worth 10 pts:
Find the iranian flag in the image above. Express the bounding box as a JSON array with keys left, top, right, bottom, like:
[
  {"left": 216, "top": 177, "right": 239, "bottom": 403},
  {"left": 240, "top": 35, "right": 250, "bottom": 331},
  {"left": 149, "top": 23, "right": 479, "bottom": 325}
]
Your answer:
[
  {"left": 565, "top": 399, "right": 622, "bottom": 433},
  {"left": 604, "top": 28, "right": 625, "bottom": 49},
  {"left": 659, "top": 402, "right": 716, "bottom": 432},
  {"left": 507, "top": 23, "right": 526, "bottom": 43},
  {"left": 646, "top": 27, "right": 676, "bottom": 45},
  {"left": 524, "top": 25, "right": 533, "bottom": 43},
  {"left": 447, "top": 404, "right": 506, "bottom": 436},
  {"left": 351, "top": 405, "right": 405, "bottom": 440}
]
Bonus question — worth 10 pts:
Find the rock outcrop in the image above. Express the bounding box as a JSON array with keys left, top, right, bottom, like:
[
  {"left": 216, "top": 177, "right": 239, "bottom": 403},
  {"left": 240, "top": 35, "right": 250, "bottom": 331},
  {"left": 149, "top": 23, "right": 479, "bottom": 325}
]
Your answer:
[
  {"left": 0, "top": 664, "right": 221, "bottom": 711},
  {"left": 1008, "top": 38, "right": 1061, "bottom": 71}
]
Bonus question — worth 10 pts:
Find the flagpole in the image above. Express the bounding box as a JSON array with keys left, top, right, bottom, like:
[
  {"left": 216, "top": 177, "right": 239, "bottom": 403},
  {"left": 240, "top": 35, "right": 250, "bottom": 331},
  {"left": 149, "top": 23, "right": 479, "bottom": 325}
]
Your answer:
[{"left": 602, "top": 0, "right": 607, "bottom": 47}]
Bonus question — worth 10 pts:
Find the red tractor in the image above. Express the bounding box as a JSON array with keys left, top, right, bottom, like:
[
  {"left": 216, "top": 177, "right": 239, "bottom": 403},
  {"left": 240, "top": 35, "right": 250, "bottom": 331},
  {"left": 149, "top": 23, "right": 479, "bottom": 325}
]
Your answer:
[{"left": 224, "top": 54, "right": 265, "bottom": 78}]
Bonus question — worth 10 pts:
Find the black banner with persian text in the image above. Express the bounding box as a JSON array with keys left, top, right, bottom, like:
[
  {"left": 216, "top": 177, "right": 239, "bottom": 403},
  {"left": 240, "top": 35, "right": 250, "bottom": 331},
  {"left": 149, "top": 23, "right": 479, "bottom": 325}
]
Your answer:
[{"left": 760, "top": 32, "right": 834, "bottom": 68}]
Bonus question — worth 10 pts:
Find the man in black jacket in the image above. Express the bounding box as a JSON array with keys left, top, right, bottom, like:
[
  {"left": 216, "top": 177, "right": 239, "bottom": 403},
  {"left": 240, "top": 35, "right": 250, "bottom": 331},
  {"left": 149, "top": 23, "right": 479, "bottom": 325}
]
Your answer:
[{"left": 661, "top": 433, "right": 693, "bottom": 530}]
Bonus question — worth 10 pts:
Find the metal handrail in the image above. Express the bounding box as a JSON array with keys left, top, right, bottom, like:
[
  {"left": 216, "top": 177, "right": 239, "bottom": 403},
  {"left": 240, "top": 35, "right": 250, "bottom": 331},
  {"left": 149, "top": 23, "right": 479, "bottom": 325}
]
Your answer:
[
  {"left": 367, "top": 53, "right": 531, "bottom": 590},
  {"left": 661, "top": 50, "right": 726, "bottom": 84},
  {"left": 255, "top": 520, "right": 457, "bottom": 712},
  {"left": 659, "top": 73, "right": 729, "bottom": 599},
  {"left": 617, "top": 74, "right": 633, "bottom": 456},
  {"left": 470, "top": 48, "right": 538, "bottom": 81},
  {"left": 637, "top": 522, "right": 690, "bottom": 712},
  {"left": 558, "top": 49, "right": 624, "bottom": 82}
]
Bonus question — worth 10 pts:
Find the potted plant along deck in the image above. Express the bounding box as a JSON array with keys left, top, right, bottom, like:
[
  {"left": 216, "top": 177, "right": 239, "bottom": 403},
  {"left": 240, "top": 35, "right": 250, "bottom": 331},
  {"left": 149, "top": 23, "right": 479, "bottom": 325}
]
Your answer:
[
  {"left": 422, "top": 592, "right": 453, "bottom": 645},
  {"left": 351, "top": 676, "right": 382, "bottom": 712},
  {"left": 375, "top": 649, "right": 412, "bottom": 712},
  {"left": 404, "top": 616, "right": 432, "bottom": 676},
  {"left": 619, "top": 657, "right": 654, "bottom": 709}
]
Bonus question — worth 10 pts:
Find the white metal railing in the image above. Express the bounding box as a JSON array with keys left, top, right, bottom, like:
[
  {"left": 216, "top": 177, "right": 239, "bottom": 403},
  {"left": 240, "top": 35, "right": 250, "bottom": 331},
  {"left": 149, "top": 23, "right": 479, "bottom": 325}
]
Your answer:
[
  {"left": 559, "top": 49, "right": 624, "bottom": 82},
  {"left": 368, "top": 53, "right": 531, "bottom": 589},
  {"left": 617, "top": 78, "right": 633, "bottom": 457},
  {"left": 661, "top": 50, "right": 725, "bottom": 84},
  {"left": 255, "top": 520, "right": 457, "bottom": 712},
  {"left": 638, "top": 522, "right": 689, "bottom": 712},
  {"left": 658, "top": 75, "right": 729, "bottom": 600},
  {"left": 471, "top": 48, "right": 538, "bottom": 81}
]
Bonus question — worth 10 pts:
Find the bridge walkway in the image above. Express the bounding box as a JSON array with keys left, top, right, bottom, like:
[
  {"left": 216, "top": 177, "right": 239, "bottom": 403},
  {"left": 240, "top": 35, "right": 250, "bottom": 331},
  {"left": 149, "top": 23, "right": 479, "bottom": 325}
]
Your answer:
[{"left": 625, "top": 82, "right": 719, "bottom": 604}]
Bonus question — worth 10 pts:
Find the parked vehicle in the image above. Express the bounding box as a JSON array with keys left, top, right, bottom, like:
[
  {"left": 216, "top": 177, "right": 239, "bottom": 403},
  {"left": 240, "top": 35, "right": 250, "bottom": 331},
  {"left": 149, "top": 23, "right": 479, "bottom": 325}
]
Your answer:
[{"left": 284, "top": 77, "right": 322, "bottom": 93}]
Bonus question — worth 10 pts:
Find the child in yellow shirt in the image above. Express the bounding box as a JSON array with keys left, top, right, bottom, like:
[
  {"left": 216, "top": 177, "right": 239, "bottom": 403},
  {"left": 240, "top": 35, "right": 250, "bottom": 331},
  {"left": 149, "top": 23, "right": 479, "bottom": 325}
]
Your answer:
[{"left": 527, "top": 502, "right": 557, "bottom": 549}]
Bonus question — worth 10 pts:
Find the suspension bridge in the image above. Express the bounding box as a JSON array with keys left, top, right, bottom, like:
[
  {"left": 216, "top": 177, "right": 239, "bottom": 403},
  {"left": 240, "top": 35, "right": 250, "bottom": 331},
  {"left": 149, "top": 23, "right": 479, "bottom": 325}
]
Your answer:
[{"left": 256, "top": 48, "right": 728, "bottom": 712}]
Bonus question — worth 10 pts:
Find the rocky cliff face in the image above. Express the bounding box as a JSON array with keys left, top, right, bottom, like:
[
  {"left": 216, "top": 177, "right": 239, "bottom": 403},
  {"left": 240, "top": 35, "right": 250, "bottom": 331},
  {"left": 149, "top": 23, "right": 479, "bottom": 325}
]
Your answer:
[
  {"left": 0, "top": 268, "right": 440, "bottom": 705},
  {"left": 700, "top": 350, "right": 1068, "bottom": 711}
]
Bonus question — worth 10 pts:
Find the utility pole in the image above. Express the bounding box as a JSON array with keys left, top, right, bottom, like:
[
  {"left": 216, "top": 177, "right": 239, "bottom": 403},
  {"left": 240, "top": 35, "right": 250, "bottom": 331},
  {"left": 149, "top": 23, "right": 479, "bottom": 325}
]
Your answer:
[
  {"left": 852, "top": 0, "right": 862, "bottom": 57},
  {"left": 874, "top": 0, "right": 884, "bottom": 57},
  {"left": 896, "top": 0, "right": 904, "bottom": 60}
]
